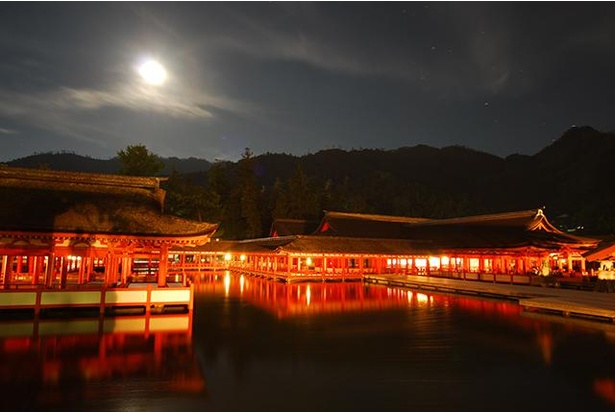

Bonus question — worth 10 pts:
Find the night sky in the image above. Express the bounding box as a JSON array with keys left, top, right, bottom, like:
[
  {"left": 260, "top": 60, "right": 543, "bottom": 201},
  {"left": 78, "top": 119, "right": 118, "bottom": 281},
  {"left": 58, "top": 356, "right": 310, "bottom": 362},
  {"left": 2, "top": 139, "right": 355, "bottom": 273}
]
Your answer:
[{"left": 1, "top": 2, "right": 614, "bottom": 162}]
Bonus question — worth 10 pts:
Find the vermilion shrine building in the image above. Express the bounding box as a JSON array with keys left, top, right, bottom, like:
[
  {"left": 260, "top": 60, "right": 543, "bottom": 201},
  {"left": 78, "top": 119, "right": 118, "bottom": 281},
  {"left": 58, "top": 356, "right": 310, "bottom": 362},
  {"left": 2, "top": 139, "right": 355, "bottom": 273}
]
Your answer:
[
  {"left": 173, "top": 209, "right": 600, "bottom": 283},
  {"left": 0, "top": 166, "right": 218, "bottom": 290},
  {"left": 0, "top": 165, "right": 605, "bottom": 290}
]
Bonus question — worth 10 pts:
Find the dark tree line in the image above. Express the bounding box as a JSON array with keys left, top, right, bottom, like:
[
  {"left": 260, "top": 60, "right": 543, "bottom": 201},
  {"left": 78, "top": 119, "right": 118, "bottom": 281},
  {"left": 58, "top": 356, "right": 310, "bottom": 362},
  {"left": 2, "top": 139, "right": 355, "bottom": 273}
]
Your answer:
[
  {"left": 161, "top": 148, "right": 475, "bottom": 239},
  {"left": 117, "top": 126, "right": 615, "bottom": 239}
]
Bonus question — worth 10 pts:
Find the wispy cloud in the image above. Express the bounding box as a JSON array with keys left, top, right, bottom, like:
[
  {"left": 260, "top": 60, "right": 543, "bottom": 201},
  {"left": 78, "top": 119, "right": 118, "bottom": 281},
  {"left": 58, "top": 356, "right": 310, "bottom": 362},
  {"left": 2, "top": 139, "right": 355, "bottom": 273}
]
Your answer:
[
  {"left": 0, "top": 75, "right": 259, "bottom": 146},
  {"left": 46, "top": 84, "right": 214, "bottom": 119},
  {"left": 0, "top": 127, "right": 18, "bottom": 134}
]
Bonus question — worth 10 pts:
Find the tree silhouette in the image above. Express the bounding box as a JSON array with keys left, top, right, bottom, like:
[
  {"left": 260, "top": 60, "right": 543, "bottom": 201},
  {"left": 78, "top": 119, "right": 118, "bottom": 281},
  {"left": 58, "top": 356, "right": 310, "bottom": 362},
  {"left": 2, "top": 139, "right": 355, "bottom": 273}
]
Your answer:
[
  {"left": 237, "top": 148, "right": 262, "bottom": 238},
  {"left": 117, "top": 144, "right": 164, "bottom": 176}
]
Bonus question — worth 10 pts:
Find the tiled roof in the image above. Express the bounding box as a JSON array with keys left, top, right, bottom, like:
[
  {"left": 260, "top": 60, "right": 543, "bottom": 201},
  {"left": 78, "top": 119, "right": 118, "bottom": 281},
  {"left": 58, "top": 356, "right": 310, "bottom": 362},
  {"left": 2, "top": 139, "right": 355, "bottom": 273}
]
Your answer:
[
  {"left": 269, "top": 219, "right": 320, "bottom": 236},
  {"left": 316, "top": 209, "right": 597, "bottom": 249}
]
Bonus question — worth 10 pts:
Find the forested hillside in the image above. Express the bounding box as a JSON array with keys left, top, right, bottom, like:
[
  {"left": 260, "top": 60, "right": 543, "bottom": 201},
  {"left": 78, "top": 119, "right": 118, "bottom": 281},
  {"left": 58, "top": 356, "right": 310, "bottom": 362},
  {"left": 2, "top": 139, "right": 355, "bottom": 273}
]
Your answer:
[{"left": 6, "top": 126, "right": 615, "bottom": 238}]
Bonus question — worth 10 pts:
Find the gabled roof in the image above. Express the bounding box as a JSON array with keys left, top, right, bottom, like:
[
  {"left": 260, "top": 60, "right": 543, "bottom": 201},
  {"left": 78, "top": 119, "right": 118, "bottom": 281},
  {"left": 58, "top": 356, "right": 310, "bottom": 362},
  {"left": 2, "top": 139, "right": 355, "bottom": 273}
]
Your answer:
[
  {"left": 583, "top": 239, "right": 615, "bottom": 261},
  {"left": 0, "top": 166, "right": 218, "bottom": 238},
  {"left": 176, "top": 235, "right": 430, "bottom": 256},
  {"left": 315, "top": 211, "right": 431, "bottom": 238},
  {"left": 398, "top": 209, "right": 597, "bottom": 249},
  {"left": 269, "top": 218, "right": 320, "bottom": 237},
  {"left": 276, "top": 236, "right": 429, "bottom": 255},
  {"left": 311, "top": 209, "right": 598, "bottom": 250}
]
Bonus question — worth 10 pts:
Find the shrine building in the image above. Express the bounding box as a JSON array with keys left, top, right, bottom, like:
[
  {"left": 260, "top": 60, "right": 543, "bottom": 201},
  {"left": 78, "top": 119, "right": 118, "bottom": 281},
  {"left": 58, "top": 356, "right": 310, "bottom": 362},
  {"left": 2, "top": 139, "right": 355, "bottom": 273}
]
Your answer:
[
  {"left": 0, "top": 166, "right": 217, "bottom": 314},
  {"left": 172, "top": 209, "right": 600, "bottom": 283}
]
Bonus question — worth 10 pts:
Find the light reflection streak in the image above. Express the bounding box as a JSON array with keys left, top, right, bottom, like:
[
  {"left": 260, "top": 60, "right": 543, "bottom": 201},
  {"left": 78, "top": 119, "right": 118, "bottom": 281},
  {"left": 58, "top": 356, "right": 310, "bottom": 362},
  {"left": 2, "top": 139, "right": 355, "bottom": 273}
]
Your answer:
[
  {"left": 224, "top": 272, "right": 231, "bottom": 296},
  {"left": 193, "top": 271, "right": 615, "bottom": 399}
]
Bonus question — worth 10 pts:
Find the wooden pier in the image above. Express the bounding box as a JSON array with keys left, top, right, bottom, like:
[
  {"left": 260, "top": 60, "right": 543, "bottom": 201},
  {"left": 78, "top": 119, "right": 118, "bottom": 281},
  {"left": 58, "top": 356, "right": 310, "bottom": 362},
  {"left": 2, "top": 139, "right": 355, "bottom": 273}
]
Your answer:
[
  {"left": 365, "top": 274, "right": 615, "bottom": 323},
  {"left": 0, "top": 284, "right": 194, "bottom": 318}
]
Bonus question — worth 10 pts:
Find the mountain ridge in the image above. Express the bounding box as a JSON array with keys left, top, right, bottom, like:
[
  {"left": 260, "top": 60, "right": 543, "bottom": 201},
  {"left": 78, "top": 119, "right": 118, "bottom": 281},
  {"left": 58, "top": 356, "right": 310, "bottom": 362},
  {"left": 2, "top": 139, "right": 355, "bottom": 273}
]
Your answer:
[{"left": 3, "top": 126, "right": 614, "bottom": 235}]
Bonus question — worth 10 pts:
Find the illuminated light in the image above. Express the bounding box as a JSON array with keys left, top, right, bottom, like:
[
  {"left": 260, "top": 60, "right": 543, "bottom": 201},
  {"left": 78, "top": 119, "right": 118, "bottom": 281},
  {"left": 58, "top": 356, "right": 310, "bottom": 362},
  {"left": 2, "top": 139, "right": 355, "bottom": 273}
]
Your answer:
[
  {"left": 239, "top": 275, "right": 245, "bottom": 294},
  {"left": 387, "top": 258, "right": 392, "bottom": 266},
  {"left": 306, "top": 257, "right": 312, "bottom": 266},
  {"left": 415, "top": 258, "right": 427, "bottom": 268},
  {"left": 306, "top": 285, "right": 311, "bottom": 306},
  {"left": 441, "top": 256, "right": 450, "bottom": 265},
  {"left": 469, "top": 258, "right": 480, "bottom": 272},
  {"left": 407, "top": 291, "right": 413, "bottom": 303},
  {"left": 400, "top": 258, "right": 407, "bottom": 267},
  {"left": 224, "top": 253, "right": 232, "bottom": 262},
  {"left": 138, "top": 59, "right": 167, "bottom": 85},
  {"left": 416, "top": 293, "right": 428, "bottom": 304},
  {"left": 429, "top": 256, "right": 440, "bottom": 269},
  {"left": 224, "top": 273, "right": 231, "bottom": 295},
  {"left": 240, "top": 254, "right": 246, "bottom": 262}
]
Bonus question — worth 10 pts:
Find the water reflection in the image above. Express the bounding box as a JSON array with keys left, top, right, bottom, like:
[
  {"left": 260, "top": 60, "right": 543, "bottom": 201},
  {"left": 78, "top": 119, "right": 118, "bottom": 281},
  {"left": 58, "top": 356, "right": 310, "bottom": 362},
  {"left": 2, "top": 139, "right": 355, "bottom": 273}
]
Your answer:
[
  {"left": 0, "top": 313, "right": 205, "bottom": 410},
  {"left": 194, "top": 272, "right": 615, "bottom": 410},
  {"left": 1, "top": 273, "right": 615, "bottom": 411}
]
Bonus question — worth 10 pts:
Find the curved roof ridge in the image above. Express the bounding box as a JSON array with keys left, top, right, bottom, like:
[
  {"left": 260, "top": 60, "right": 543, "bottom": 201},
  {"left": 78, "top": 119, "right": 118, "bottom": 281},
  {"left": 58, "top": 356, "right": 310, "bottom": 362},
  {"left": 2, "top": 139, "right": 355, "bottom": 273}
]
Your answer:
[
  {"left": 323, "top": 210, "right": 431, "bottom": 223},
  {"left": 403, "top": 209, "right": 542, "bottom": 227},
  {"left": 0, "top": 165, "right": 166, "bottom": 191}
]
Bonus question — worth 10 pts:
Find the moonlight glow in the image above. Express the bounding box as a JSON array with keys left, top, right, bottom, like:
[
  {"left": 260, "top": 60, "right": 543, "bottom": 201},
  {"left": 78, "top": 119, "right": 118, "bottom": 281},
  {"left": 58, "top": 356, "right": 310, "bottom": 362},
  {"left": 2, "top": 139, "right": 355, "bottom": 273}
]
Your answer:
[{"left": 138, "top": 60, "right": 167, "bottom": 85}]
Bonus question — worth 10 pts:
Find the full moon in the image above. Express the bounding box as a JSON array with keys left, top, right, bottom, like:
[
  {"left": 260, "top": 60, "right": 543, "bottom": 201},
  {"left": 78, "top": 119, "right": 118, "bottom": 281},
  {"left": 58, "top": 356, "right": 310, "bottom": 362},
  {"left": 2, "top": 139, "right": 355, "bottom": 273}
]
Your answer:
[{"left": 138, "top": 60, "right": 167, "bottom": 86}]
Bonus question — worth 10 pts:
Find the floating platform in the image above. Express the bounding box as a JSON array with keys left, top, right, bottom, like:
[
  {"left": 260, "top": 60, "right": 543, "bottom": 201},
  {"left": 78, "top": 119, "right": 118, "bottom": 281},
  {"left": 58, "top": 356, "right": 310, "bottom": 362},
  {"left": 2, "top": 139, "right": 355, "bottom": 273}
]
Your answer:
[
  {"left": 0, "top": 284, "right": 194, "bottom": 318},
  {"left": 365, "top": 274, "right": 615, "bottom": 324},
  {"left": 519, "top": 295, "right": 615, "bottom": 323}
]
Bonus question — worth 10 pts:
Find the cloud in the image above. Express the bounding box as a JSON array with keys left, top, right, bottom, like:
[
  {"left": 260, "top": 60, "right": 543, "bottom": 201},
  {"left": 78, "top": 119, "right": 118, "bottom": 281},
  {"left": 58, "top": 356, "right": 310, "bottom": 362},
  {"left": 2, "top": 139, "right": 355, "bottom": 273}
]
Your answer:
[
  {"left": 51, "top": 85, "right": 213, "bottom": 119},
  {"left": 0, "top": 75, "right": 259, "bottom": 135},
  {"left": 201, "top": 4, "right": 522, "bottom": 100},
  {"left": 0, "top": 127, "right": 18, "bottom": 135}
]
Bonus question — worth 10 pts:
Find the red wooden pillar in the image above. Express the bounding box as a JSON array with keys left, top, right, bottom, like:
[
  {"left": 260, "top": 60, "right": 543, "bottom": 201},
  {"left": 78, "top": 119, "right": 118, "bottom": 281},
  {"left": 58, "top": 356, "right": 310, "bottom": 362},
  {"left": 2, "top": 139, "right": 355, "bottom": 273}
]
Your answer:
[
  {"left": 2, "top": 255, "right": 11, "bottom": 288},
  {"left": 0, "top": 255, "right": 8, "bottom": 287},
  {"left": 16, "top": 255, "right": 23, "bottom": 278},
  {"left": 45, "top": 254, "right": 55, "bottom": 288},
  {"left": 77, "top": 257, "right": 85, "bottom": 285},
  {"left": 360, "top": 255, "right": 364, "bottom": 276},
  {"left": 28, "top": 256, "right": 35, "bottom": 279},
  {"left": 158, "top": 245, "right": 169, "bottom": 287},
  {"left": 60, "top": 257, "right": 68, "bottom": 289},
  {"left": 462, "top": 256, "right": 469, "bottom": 280},
  {"left": 32, "top": 256, "right": 40, "bottom": 285}
]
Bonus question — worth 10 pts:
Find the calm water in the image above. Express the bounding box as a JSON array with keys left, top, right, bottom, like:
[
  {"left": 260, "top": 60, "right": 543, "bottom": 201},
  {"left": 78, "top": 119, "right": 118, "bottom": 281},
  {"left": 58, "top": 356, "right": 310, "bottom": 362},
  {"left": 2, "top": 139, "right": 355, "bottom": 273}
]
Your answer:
[{"left": 1, "top": 272, "right": 615, "bottom": 411}]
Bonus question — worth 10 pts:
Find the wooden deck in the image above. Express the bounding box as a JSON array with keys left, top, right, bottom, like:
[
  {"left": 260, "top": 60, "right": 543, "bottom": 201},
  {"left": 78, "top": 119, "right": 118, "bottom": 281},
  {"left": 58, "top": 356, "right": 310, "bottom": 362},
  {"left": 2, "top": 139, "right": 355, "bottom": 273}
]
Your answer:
[
  {"left": 0, "top": 284, "right": 194, "bottom": 318},
  {"left": 365, "top": 274, "right": 615, "bottom": 323}
]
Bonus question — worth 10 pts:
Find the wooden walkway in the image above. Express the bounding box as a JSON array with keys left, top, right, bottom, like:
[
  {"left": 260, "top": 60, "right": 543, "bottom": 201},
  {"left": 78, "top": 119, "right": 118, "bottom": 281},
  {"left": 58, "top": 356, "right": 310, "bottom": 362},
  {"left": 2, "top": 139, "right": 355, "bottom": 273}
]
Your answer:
[
  {"left": 0, "top": 284, "right": 194, "bottom": 318},
  {"left": 365, "top": 274, "right": 615, "bottom": 323}
]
